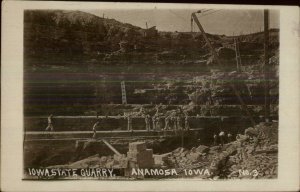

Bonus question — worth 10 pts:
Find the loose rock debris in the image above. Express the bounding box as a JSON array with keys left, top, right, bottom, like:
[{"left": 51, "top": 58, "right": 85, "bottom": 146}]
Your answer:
[{"left": 50, "top": 122, "right": 278, "bottom": 179}]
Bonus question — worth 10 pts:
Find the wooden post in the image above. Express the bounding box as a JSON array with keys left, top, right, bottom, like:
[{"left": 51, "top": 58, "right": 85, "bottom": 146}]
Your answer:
[
  {"left": 234, "top": 38, "right": 241, "bottom": 72},
  {"left": 95, "top": 81, "right": 98, "bottom": 113},
  {"left": 191, "top": 17, "right": 193, "bottom": 32},
  {"left": 264, "top": 10, "right": 270, "bottom": 122},
  {"left": 191, "top": 13, "right": 221, "bottom": 65},
  {"left": 121, "top": 81, "right": 127, "bottom": 104}
]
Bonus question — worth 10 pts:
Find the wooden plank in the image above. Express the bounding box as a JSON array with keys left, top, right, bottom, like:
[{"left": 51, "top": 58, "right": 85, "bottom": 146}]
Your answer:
[
  {"left": 102, "top": 139, "right": 121, "bottom": 155},
  {"left": 25, "top": 128, "right": 204, "bottom": 135},
  {"left": 24, "top": 128, "right": 204, "bottom": 141}
]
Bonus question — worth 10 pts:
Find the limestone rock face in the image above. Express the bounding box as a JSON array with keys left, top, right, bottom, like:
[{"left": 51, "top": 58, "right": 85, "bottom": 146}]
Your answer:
[{"left": 217, "top": 47, "right": 236, "bottom": 60}]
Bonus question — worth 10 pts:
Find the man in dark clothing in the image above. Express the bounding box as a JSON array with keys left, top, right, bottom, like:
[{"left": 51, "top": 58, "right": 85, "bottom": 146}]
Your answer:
[{"left": 213, "top": 133, "right": 218, "bottom": 145}]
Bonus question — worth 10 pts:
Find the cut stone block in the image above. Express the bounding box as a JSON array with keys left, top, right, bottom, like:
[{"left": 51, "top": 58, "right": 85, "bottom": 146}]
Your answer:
[
  {"left": 138, "top": 159, "right": 154, "bottom": 168},
  {"left": 127, "top": 149, "right": 153, "bottom": 161},
  {"left": 146, "top": 149, "right": 153, "bottom": 156},
  {"left": 129, "top": 142, "right": 147, "bottom": 152},
  {"left": 153, "top": 152, "right": 171, "bottom": 165}
]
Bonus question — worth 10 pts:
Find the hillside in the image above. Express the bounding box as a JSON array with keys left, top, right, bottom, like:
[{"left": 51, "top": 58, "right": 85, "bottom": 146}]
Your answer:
[
  {"left": 24, "top": 10, "right": 230, "bottom": 67},
  {"left": 24, "top": 10, "right": 279, "bottom": 116},
  {"left": 25, "top": 10, "right": 143, "bottom": 61}
]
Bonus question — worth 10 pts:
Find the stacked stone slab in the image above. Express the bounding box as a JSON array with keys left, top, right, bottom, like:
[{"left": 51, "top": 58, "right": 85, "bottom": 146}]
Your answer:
[
  {"left": 127, "top": 142, "right": 154, "bottom": 168},
  {"left": 153, "top": 153, "right": 171, "bottom": 166}
]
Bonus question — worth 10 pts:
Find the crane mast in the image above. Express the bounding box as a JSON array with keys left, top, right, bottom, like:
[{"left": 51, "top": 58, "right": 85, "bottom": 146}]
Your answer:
[{"left": 191, "top": 10, "right": 256, "bottom": 127}]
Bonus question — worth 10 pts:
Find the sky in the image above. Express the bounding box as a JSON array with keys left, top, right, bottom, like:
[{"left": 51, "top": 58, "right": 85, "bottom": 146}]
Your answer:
[{"left": 86, "top": 9, "right": 279, "bottom": 36}]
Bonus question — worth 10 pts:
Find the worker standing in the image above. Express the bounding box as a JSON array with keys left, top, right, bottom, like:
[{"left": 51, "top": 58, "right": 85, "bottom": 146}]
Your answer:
[
  {"left": 156, "top": 116, "right": 162, "bottom": 131},
  {"left": 45, "top": 114, "right": 54, "bottom": 131},
  {"left": 184, "top": 115, "right": 190, "bottom": 130},
  {"left": 213, "top": 133, "right": 218, "bottom": 145},
  {"left": 164, "top": 116, "right": 170, "bottom": 130},
  {"left": 145, "top": 114, "right": 151, "bottom": 131},
  {"left": 219, "top": 130, "right": 225, "bottom": 146},
  {"left": 155, "top": 104, "right": 159, "bottom": 114},
  {"left": 227, "top": 132, "right": 232, "bottom": 143},
  {"left": 176, "top": 116, "right": 182, "bottom": 130},
  {"left": 172, "top": 116, "right": 177, "bottom": 131},
  {"left": 152, "top": 116, "right": 157, "bottom": 131},
  {"left": 127, "top": 116, "right": 132, "bottom": 131},
  {"left": 92, "top": 120, "right": 100, "bottom": 138}
]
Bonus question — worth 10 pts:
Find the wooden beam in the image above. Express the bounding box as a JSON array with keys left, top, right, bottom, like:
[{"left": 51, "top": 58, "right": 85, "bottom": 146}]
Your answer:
[
  {"left": 102, "top": 139, "right": 121, "bottom": 155},
  {"left": 191, "top": 12, "right": 256, "bottom": 127}
]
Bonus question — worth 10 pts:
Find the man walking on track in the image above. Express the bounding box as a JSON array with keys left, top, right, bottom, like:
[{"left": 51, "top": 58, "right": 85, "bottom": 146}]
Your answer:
[
  {"left": 45, "top": 114, "right": 54, "bottom": 131},
  {"left": 92, "top": 119, "right": 100, "bottom": 138}
]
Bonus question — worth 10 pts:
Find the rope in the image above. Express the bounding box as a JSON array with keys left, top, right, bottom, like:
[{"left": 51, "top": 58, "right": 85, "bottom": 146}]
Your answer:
[{"left": 199, "top": 9, "right": 222, "bottom": 18}]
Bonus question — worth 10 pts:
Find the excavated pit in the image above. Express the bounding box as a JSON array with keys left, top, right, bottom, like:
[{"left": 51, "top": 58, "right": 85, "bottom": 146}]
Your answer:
[{"left": 24, "top": 117, "right": 262, "bottom": 168}]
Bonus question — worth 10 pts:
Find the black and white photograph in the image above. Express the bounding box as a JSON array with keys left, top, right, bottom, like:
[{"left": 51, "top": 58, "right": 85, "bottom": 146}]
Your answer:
[
  {"left": 1, "top": 1, "right": 300, "bottom": 191},
  {"left": 22, "top": 7, "right": 280, "bottom": 180}
]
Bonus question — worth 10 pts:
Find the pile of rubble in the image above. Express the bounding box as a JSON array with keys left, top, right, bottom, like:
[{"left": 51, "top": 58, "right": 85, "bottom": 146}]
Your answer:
[
  {"left": 49, "top": 142, "right": 154, "bottom": 170},
  {"left": 161, "top": 121, "right": 278, "bottom": 179},
  {"left": 165, "top": 145, "right": 210, "bottom": 169},
  {"left": 49, "top": 122, "right": 278, "bottom": 179},
  {"left": 225, "top": 122, "right": 278, "bottom": 179},
  {"left": 217, "top": 122, "right": 277, "bottom": 179},
  {"left": 47, "top": 154, "right": 114, "bottom": 169}
]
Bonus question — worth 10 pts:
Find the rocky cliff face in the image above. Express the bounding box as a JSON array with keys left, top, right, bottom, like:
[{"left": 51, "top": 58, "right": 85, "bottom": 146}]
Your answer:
[
  {"left": 24, "top": 10, "right": 279, "bottom": 116},
  {"left": 25, "top": 10, "right": 279, "bottom": 65},
  {"left": 25, "top": 10, "right": 141, "bottom": 59},
  {"left": 24, "top": 10, "right": 223, "bottom": 66}
]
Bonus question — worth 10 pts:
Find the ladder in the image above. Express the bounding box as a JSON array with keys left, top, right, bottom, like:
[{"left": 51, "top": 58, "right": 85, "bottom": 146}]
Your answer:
[
  {"left": 120, "top": 81, "right": 127, "bottom": 104},
  {"left": 234, "top": 38, "right": 242, "bottom": 72}
]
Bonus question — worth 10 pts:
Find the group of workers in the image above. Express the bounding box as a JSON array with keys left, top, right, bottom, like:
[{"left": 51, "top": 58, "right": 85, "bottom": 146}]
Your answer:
[
  {"left": 213, "top": 130, "right": 233, "bottom": 146},
  {"left": 125, "top": 114, "right": 190, "bottom": 132},
  {"left": 44, "top": 114, "right": 236, "bottom": 144},
  {"left": 143, "top": 113, "right": 190, "bottom": 132},
  {"left": 120, "top": 105, "right": 190, "bottom": 132}
]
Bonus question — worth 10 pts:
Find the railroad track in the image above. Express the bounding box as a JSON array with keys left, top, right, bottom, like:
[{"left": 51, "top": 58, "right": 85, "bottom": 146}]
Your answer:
[{"left": 24, "top": 128, "right": 203, "bottom": 141}]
